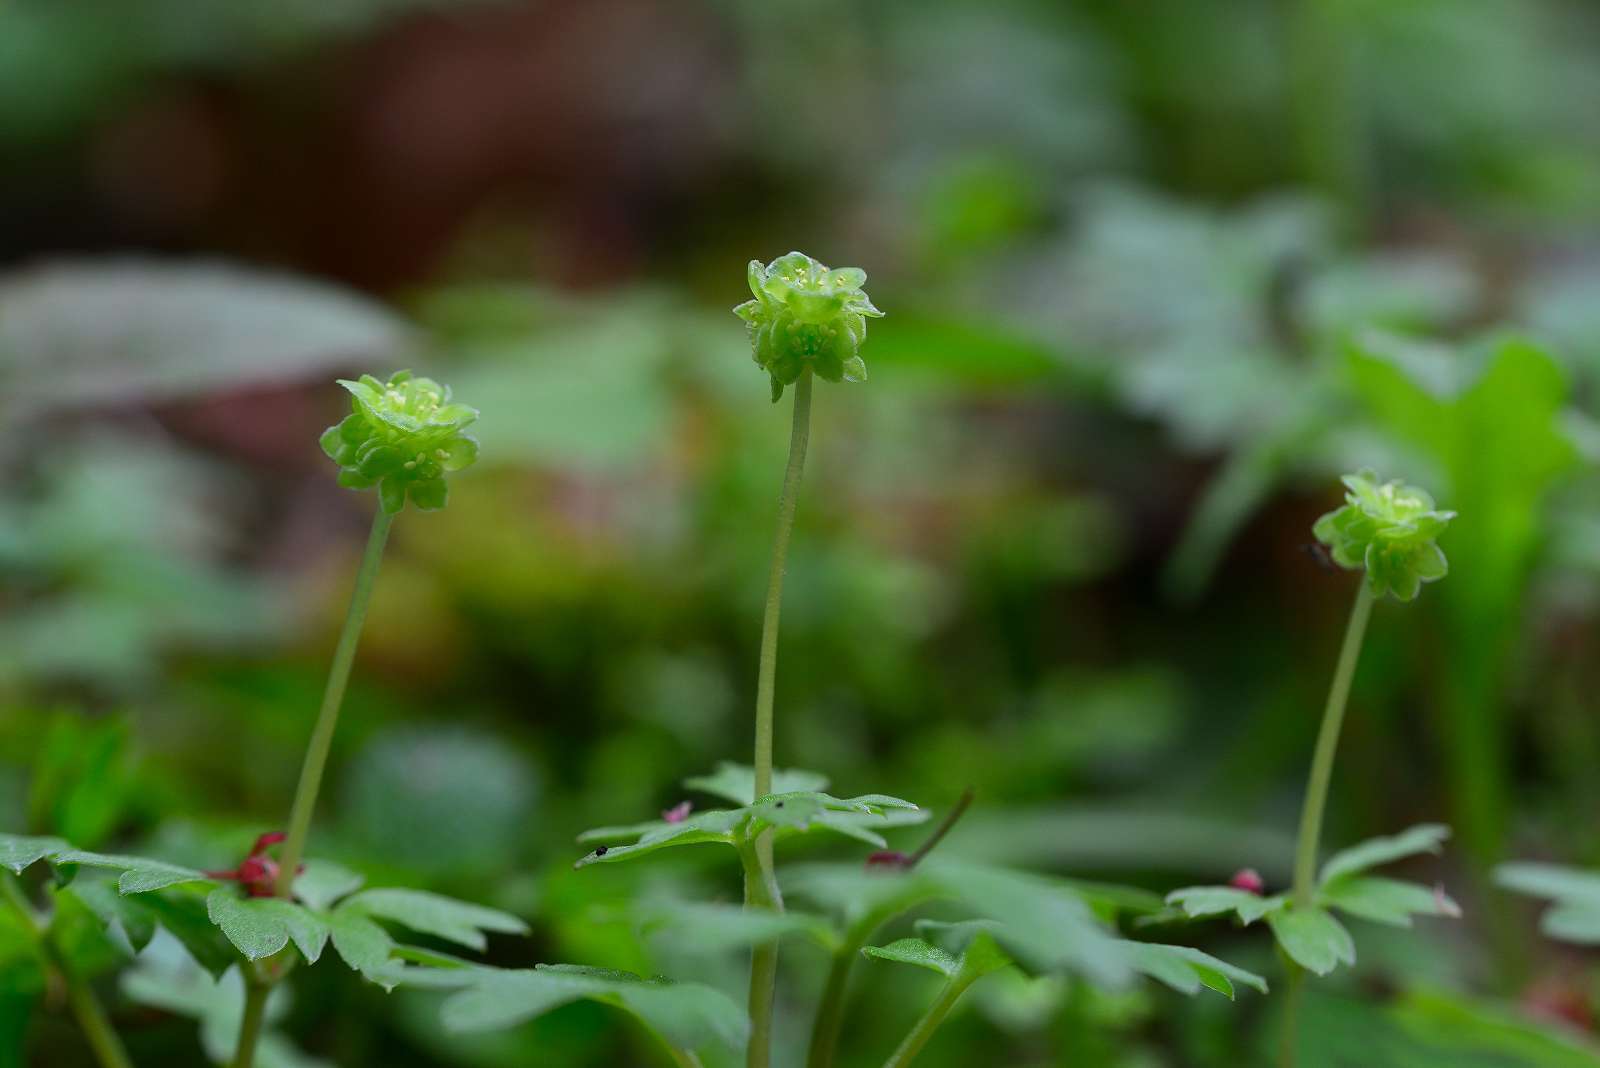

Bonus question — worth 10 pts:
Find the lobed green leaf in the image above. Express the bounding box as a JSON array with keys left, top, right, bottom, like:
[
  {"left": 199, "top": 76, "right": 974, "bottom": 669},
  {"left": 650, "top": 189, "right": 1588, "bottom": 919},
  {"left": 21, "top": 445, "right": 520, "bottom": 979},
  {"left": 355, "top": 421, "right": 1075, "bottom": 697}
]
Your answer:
[
  {"left": 1116, "top": 941, "right": 1268, "bottom": 999},
  {"left": 339, "top": 888, "right": 527, "bottom": 953},
  {"left": 683, "top": 762, "right": 830, "bottom": 806},
  {"left": 1318, "top": 824, "right": 1450, "bottom": 887},
  {"left": 1317, "top": 875, "right": 1460, "bottom": 928},
  {"left": 1266, "top": 905, "right": 1355, "bottom": 976},
  {"left": 1164, "top": 885, "right": 1288, "bottom": 925},
  {"left": 207, "top": 891, "right": 329, "bottom": 964}
]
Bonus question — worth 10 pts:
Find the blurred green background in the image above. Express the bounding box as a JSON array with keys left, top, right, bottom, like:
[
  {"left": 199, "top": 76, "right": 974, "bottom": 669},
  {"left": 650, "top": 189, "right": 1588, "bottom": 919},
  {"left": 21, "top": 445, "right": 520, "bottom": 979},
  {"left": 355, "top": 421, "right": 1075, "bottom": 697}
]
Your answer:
[{"left": 3, "top": 0, "right": 1600, "bottom": 1065}]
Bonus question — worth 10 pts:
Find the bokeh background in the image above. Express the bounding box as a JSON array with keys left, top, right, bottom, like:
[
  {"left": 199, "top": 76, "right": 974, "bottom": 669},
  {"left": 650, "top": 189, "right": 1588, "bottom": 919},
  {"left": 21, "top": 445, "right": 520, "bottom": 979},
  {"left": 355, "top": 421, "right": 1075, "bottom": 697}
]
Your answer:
[{"left": 4, "top": 1, "right": 1600, "bottom": 1065}]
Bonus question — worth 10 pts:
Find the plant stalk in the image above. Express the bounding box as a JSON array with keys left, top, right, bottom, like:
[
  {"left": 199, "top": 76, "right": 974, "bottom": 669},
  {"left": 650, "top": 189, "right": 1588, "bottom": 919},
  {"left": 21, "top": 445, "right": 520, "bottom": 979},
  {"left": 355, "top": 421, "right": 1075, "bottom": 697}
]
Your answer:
[
  {"left": 274, "top": 507, "right": 394, "bottom": 897},
  {"left": 880, "top": 972, "right": 975, "bottom": 1068},
  {"left": 2, "top": 873, "right": 135, "bottom": 1068},
  {"left": 745, "top": 369, "right": 812, "bottom": 1068},
  {"left": 1291, "top": 582, "right": 1375, "bottom": 905},
  {"left": 230, "top": 972, "right": 271, "bottom": 1068},
  {"left": 1280, "top": 581, "right": 1373, "bottom": 1068},
  {"left": 740, "top": 841, "right": 783, "bottom": 1068}
]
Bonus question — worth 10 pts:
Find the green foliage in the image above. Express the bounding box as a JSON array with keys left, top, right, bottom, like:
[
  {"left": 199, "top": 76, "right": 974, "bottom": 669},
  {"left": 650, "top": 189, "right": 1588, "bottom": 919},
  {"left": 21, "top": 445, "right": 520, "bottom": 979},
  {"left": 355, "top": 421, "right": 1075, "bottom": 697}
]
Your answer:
[
  {"left": 733, "top": 251, "right": 883, "bottom": 401},
  {"left": 1115, "top": 942, "right": 1268, "bottom": 999},
  {"left": 320, "top": 370, "right": 480, "bottom": 514},
  {"left": 394, "top": 962, "right": 749, "bottom": 1051},
  {"left": 575, "top": 777, "right": 924, "bottom": 867},
  {"left": 1312, "top": 470, "right": 1454, "bottom": 602},
  {"left": 1168, "top": 824, "right": 1457, "bottom": 977},
  {"left": 1496, "top": 862, "right": 1600, "bottom": 944}
]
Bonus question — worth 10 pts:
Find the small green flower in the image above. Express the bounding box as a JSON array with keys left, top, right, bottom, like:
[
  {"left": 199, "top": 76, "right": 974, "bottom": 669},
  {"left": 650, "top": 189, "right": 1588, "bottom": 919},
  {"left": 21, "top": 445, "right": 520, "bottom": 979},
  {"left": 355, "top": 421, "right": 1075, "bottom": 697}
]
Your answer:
[
  {"left": 320, "top": 370, "right": 479, "bottom": 514},
  {"left": 1312, "top": 469, "right": 1455, "bottom": 602},
  {"left": 733, "top": 251, "right": 884, "bottom": 401}
]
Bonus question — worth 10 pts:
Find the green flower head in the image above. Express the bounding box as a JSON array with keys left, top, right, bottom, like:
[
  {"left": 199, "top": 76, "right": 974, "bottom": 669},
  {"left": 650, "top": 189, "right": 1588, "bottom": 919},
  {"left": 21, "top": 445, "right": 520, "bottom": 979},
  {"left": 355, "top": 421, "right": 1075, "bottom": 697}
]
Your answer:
[
  {"left": 733, "top": 251, "right": 884, "bottom": 402},
  {"left": 320, "top": 370, "right": 479, "bottom": 514},
  {"left": 1312, "top": 469, "right": 1455, "bottom": 602}
]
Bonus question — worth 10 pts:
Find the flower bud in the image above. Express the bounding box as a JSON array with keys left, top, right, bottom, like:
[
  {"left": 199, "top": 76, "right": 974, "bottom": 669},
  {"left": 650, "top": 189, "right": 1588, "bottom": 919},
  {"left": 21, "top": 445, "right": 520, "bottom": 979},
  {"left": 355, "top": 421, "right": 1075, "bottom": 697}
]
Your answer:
[
  {"left": 733, "top": 251, "right": 883, "bottom": 402},
  {"left": 1312, "top": 469, "right": 1454, "bottom": 602},
  {"left": 320, "top": 370, "right": 480, "bottom": 514}
]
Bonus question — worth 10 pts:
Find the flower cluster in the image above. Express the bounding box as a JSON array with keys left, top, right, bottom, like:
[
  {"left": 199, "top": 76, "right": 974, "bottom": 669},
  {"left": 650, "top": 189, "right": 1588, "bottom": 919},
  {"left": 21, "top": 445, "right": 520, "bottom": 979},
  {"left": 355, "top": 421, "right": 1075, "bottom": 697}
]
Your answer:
[
  {"left": 320, "top": 370, "right": 479, "bottom": 513},
  {"left": 1312, "top": 469, "right": 1454, "bottom": 601},
  {"left": 733, "top": 251, "right": 883, "bottom": 401}
]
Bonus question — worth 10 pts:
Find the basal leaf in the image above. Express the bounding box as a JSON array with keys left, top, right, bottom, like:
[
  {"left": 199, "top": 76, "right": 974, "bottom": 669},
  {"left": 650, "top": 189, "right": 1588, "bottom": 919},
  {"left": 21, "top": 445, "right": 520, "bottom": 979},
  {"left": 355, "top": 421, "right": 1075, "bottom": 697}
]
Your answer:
[
  {"left": 326, "top": 906, "right": 395, "bottom": 985},
  {"left": 291, "top": 861, "right": 364, "bottom": 913},
  {"left": 0, "top": 834, "right": 69, "bottom": 875},
  {"left": 207, "top": 891, "right": 328, "bottom": 963},
  {"left": 1496, "top": 862, "right": 1600, "bottom": 906},
  {"left": 1318, "top": 876, "right": 1460, "bottom": 928},
  {"left": 340, "top": 889, "right": 526, "bottom": 952},
  {"left": 1318, "top": 825, "right": 1450, "bottom": 887},
  {"left": 1117, "top": 941, "right": 1268, "bottom": 999},
  {"left": 863, "top": 937, "right": 961, "bottom": 978},
  {"left": 52, "top": 850, "right": 212, "bottom": 895},
  {"left": 574, "top": 809, "right": 745, "bottom": 868},
  {"left": 1165, "top": 886, "right": 1288, "bottom": 925},
  {"left": 683, "top": 762, "right": 830, "bottom": 805},
  {"left": 1266, "top": 906, "right": 1355, "bottom": 976}
]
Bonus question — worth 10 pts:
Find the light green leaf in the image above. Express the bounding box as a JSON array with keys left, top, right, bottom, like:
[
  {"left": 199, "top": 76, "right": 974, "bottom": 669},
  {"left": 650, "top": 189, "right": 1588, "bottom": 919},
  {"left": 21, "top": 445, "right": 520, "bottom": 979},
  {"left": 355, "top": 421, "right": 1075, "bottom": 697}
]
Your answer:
[
  {"left": 1267, "top": 906, "right": 1355, "bottom": 976},
  {"left": 207, "top": 891, "right": 328, "bottom": 964},
  {"left": 1319, "top": 825, "right": 1450, "bottom": 887},
  {"left": 432, "top": 964, "right": 749, "bottom": 1050},
  {"left": 52, "top": 850, "right": 213, "bottom": 894},
  {"left": 574, "top": 809, "right": 745, "bottom": 868},
  {"left": 1165, "top": 886, "right": 1288, "bottom": 925},
  {"left": 1318, "top": 876, "right": 1460, "bottom": 927},
  {"left": 1540, "top": 903, "right": 1600, "bottom": 945},
  {"left": 1496, "top": 862, "right": 1600, "bottom": 906},
  {"left": 0, "top": 834, "right": 69, "bottom": 875},
  {"left": 683, "top": 762, "right": 830, "bottom": 805},
  {"left": 1116, "top": 941, "right": 1268, "bottom": 999},
  {"left": 863, "top": 937, "right": 960, "bottom": 978},
  {"left": 915, "top": 920, "right": 1013, "bottom": 978},
  {"left": 326, "top": 906, "right": 395, "bottom": 985},
  {"left": 291, "top": 861, "right": 364, "bottom": 913},
  {"left": 340, "top": 888, "right": 526, "bottom": 952}
]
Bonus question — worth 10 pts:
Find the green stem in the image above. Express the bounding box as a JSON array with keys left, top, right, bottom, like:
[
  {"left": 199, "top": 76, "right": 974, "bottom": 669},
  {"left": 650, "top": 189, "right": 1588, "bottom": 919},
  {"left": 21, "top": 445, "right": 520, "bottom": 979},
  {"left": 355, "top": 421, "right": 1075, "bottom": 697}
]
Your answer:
[
  {"left": 274, "top": 507, "right": 394, "bottom": 898},
  {"left": 230, "top": 972, "right": 270, "bottom": 1068},
  {"left": 880, "top": 973, "right": 976, "bottom": 1068},
  {"left": 746, "top": 369, "right": 812, "bottom": 1068},
  {"left": 740, "top": 841, "right": 782, "bottom": 1068},
  {"left": 1280, "top": 966, "right": 1305, "bottom": 1068},
  {"left": 1291, "top": 582, "right": 1374, "bottom": 905},
  {"left": 3, "top": 874, "right": 134, "bottom": 1068},
  {"left": 1283, "top": 582, "right": 1372, "bottom": 1068}
]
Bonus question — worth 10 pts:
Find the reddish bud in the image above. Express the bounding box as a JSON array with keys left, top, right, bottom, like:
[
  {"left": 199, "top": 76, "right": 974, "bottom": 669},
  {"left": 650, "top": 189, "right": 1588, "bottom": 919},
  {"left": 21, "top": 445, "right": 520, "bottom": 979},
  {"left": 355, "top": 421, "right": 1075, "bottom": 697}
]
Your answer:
[
  {"left": 661, "top": 801, "right": 692, "bottom": 824},
  {"left": 865, "top": 851, "right": 911, "bottom": 870},
  {"left": 1229, "top": 868, "right": 1265, "bottom": 895}
]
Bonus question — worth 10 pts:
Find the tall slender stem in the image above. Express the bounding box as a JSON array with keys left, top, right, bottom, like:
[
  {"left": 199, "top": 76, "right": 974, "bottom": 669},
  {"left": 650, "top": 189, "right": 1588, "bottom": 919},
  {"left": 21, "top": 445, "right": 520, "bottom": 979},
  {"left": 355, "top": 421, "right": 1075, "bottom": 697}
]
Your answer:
[
  {"left": 745, "top": 370, "right": 812, "bottom": 1068},
  {"left": 1280, "top": 582, "right": 1373, "bottom": 1068},
  {"left": 1291, "top": 582, "right": 1374, "bottom": 905},
  {"left": 880, "top": 974, "right": 974, "bottom": 1068},
  {"left": 230, "top": 973, "right": 270, "bottom": 1068},
  {"left": 3, "top": 874, "right": 134, "bottom": 1068},
  {"left": 274, "top": 508, "right": 394, "bottom": 897}
]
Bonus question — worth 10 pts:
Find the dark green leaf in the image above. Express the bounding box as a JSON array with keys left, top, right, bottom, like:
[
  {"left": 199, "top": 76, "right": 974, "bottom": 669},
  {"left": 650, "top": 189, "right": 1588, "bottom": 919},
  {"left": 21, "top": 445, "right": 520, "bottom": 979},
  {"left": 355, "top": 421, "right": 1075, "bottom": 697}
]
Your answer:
[
  {"left": 863, "top": 937, "right": 960, "bottom": 978},
  {"left": 0, "top": 834, "right": 69, "bottom": 875},
  {"left": 207, "top": 891, "right": 328, "bottom": 964},
  {"left": 52, "top": 850, "right": 212, "bottom": 894}
]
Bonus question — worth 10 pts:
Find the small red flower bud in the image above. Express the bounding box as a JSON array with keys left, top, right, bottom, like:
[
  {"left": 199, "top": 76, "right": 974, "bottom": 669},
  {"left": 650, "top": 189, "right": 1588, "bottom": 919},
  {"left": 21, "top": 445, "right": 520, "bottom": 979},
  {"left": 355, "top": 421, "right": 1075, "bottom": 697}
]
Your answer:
[
  {"left": 661, "top": 801, "right": 692, "bottom": 824},
  {"left": 865, "top": 851, "right": 911, "bottom": 870},
  {"left": 1229, "top": 868, "right": 1265, "bottom": 895}
]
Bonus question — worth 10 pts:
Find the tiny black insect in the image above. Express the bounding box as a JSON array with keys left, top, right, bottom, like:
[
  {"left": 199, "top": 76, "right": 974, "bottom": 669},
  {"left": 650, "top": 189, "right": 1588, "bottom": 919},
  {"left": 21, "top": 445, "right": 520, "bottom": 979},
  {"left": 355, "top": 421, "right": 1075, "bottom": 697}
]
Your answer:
[
  {"left": 594, "top": 845, "right": 609, "bottom": 856},
  {"left": 1300, "top": 542, "right": 1337, "bottom": 572}
]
